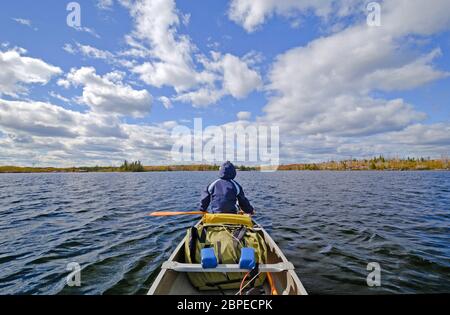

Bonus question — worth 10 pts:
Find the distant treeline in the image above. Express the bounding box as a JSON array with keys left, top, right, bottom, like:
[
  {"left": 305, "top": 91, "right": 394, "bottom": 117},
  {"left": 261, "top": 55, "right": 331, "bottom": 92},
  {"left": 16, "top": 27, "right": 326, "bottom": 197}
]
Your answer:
[
  {"left": 275, "top": 156, "right": 450, "bottom": 171},
  {"left": 120, "top": 160, "right": 145, "bottom": 172},
  {"left": 0, "top": 157, "right": 449, "bottom": 173},
  {"left": 0, "top": 165, "right": 120, "bottom": 173},
  {"left": 0, "top": 161, "right": 223, "bottom": 173},
  {"left": 144, "top": 164, "right": 220, "bottom": 172}
]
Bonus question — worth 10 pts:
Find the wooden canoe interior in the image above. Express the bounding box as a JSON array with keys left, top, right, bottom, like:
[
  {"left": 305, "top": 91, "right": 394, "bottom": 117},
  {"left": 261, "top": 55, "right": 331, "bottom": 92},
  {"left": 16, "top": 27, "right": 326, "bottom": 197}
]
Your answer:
[{"left": 148, "top": 225, "right": 308, "bottom": 295}]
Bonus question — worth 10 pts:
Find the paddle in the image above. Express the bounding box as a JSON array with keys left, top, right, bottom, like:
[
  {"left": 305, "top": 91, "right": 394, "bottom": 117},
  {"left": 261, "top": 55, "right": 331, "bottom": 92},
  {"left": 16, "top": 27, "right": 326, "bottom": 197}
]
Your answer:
[{"left": 149, "top": 211, "right": 206, "bottom": 217}]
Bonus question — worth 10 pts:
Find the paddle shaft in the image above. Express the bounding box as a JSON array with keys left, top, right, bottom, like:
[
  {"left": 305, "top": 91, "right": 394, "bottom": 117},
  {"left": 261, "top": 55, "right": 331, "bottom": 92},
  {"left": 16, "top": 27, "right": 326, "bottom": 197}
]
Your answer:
[{"left": 149, "top": 211, "right": 205, "bottom": 217}]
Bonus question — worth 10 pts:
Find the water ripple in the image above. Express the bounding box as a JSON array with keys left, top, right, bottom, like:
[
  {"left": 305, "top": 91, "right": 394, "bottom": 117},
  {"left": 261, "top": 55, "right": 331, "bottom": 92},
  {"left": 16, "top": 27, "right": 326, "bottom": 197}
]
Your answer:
[{"left": 0, "top": 171, "right": 449, "bottom": 294}]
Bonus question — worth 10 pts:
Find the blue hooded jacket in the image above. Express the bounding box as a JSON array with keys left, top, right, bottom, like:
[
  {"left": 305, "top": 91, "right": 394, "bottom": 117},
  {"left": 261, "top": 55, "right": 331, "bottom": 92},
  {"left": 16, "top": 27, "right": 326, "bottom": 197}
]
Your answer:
[{"left": 200, "top": 162, "right": 254, "bottom": 214}]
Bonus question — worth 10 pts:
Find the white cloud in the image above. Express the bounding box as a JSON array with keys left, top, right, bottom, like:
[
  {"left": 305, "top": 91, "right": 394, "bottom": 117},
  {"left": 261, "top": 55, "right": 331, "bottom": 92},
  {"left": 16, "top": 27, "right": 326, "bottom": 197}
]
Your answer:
[
  {"left": 98, "top": 0, "right": 114, "bottom": 10},
  {"left": 2, "top": 1, "right": 450, "bottom": 166},
  {"left": 0, "top": 98, "right": 126, "bottom": 139},
  {"left": 132, "top": 61, "right": 213, "bottom": 93},
  {"left": 63, "top": 42, "right": 134, "bottom": 68},
  {"left": 0, "top": 99, "right": 77, "bottom": 138},
  {"left": 63, "top": 43, "right": 114, "bottom": 60},
  {"left": 229, "top": 0, "right": 450, "bottom": 34},
  {"left": 123, "top": 0, "right": 211, "bottom": 92},
  {"left": 121, "top": 0, "right": 261, "bottom": 107},
  {"left": 222, "top": 54, "right": 262, "bottom": 99},
  {"left": 12, "top": 17, "right": 38, "bottom": 31},
  {"left": 262, "top": 0, "right": 450, "bottom": 139},
  {"left": 12, "top": 18, "right": 32, "bottom": 26},
  {"left": 0, "top": 98, "right": 177, "bottom": 166},
  {"left": 173, "top": 88, "right": 224, "bottom": 107},
  {"left": 158, "top": 96, "right": 173, "bottom": 109},
  {"left": 56, "top": 78, "right": 71, "bottom": 89},
  {"left": 158, "top": 120, "right": 178, "bottom": 129},
  {"left": 63, "top": 43, "right": 76, "bottom": 54},
  {"left": 173, "top": 52, "right": 262, "bottom": 107},
  {"left": 0, "top": 48, "right": 62, "bottom": 97},
  {"left": 49, "top": 91, "right": 71, "bottom": 103},
  {"left": 237, "top": 111, "right": 252, "bottom": 120},
  {"left": 382, "top": 0, "right": 450, "bottom": 36},
  {"left": 1, "top": 96, "right": 448, "bottom": 166},
  {"left": 285, "top": 96, "right": 426, "bottom": 137},
  {"left": 336, "top": 123, "right": 450, "bottom": 160},
  {"left": 274, "top": 121, "right": 450, "bottom": 163},
  {"left": 382, "top": 123, "right": 450, "bottom": 147},
  {"left": 71, "top": 26, "right": 101, "bottom": 38},
  {"left": 361, "top": 49, "right": 448, "bottom": 92},
  {"left": 59, "top": 67, "right": 152, "bottom": 117},
  {"left": 228, "top": 0, "right": 362, "bottom": 32},
  {"left": 12, "top": 17, "right": 38, "bottom": 30}
]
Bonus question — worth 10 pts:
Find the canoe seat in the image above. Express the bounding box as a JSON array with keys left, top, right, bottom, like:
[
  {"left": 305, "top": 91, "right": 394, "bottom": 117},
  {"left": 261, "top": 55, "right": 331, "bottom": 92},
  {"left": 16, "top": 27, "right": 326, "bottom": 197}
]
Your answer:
[{"left": 161, "top": 261, "right": 295, "bottom": 273}]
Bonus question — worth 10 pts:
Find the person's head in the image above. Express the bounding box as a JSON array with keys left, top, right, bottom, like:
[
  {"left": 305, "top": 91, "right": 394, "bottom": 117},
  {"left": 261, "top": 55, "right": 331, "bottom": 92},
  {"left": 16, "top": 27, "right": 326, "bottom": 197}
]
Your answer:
[{"left": 219, "top": 161, "right": 236, "bottom": 180}]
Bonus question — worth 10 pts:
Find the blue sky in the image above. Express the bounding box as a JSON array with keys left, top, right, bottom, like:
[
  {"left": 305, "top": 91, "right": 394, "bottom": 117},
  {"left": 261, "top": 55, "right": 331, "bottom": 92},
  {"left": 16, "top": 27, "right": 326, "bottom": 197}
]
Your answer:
[{"left": 0, "top": 0, "right": 450, "bottom": 166}]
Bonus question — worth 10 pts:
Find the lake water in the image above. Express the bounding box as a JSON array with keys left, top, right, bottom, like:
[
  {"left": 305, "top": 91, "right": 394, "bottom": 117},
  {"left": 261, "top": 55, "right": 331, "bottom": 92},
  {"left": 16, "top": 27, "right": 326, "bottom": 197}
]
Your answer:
[{"left": 0, "top": 171, "right": 449, "bottom": 295}]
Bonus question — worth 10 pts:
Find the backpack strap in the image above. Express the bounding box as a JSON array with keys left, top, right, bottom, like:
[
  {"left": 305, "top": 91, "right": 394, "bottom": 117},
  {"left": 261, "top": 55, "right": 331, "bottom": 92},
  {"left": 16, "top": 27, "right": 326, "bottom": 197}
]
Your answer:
[
  {"left": 199, "top": 226, "right": 207, "bottom": 243},
  {"left": 232, "top": 226, "right": 247, "bottom": 252},
  {"left": 233, "top": 226, "right": 247, "bottom": 243},
  {"left": 216, "top": 241, "right": 223, "bottom": 264},
  {"left": 188, "top": 227, "right": 198, "bottom": 262}
]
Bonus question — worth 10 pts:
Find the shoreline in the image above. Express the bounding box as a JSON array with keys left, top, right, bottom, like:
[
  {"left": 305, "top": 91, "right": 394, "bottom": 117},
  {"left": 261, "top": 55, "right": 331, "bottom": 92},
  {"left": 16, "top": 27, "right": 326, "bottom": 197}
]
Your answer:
[{"left": 1, "top": 158, "right": 449, "bottom": 173}]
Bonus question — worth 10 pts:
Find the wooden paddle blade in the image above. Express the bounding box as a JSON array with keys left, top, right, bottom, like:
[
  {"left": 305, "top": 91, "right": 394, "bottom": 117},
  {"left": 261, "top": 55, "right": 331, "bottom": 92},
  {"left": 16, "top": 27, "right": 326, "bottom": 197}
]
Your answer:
[{"left": 149, "top": 211, "right": 205, "bottom": 217}]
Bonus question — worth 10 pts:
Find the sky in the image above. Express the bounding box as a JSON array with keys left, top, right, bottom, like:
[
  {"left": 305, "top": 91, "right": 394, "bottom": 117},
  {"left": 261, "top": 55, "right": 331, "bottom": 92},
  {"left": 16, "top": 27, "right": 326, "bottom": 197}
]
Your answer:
[{"left": 0, "top": 0, "right": 449, "bottom": 167}]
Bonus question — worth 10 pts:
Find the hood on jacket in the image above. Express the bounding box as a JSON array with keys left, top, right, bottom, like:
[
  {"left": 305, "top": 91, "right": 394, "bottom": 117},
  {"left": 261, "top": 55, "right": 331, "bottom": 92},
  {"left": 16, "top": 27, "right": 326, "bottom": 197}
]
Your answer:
[{"left": 219, "top": 161, "right": 236, "bottom": 180}]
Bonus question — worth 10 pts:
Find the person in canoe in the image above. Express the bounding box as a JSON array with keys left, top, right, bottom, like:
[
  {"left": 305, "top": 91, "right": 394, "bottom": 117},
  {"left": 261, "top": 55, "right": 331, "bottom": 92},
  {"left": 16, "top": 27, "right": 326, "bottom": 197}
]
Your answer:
[{"left": 199, "top": 161, "right": 255, "bottom": 215}]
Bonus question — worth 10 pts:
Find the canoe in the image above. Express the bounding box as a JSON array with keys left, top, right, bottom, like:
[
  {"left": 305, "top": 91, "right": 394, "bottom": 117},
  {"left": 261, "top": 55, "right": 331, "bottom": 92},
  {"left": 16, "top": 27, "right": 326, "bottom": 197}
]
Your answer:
[{"left": 148, "top": 220, "right": 308, "bottom": 295}]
